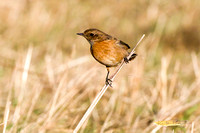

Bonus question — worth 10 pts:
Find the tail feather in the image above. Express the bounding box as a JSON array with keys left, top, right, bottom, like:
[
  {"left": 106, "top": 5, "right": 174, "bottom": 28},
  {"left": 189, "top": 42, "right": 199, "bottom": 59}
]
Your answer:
[{"left": 129, "top": 53, "right": 137, "bottom": 61}]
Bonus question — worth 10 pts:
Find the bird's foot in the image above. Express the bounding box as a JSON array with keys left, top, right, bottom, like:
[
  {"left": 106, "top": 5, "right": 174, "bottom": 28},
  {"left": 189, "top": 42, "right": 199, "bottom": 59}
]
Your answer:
[{"left": 106, "top": 78, "right": 112, "bottom": 87}]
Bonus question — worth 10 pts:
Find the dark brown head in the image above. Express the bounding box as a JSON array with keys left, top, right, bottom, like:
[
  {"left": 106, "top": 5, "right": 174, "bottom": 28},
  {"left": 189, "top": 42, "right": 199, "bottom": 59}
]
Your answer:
[{"left": 77, "top": 28, "right": 112, "bottom": 45}]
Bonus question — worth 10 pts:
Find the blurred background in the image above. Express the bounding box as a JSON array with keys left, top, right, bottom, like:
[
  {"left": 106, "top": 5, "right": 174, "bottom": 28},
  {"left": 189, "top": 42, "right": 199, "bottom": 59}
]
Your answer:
[{"left": 0, "top": 0, "right": 200, "bottom": 132}]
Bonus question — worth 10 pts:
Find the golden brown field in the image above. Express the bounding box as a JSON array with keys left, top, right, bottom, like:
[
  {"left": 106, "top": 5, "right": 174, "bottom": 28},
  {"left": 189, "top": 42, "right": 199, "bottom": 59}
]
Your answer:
[{"left": 0, "top": 0, "right": 200, "bottom": 133}]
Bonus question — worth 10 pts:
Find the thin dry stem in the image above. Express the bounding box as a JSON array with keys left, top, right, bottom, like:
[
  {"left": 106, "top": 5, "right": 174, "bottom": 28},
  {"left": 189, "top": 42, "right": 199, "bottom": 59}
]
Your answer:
[
  {"left": 3, "top": 101, "right": 11, "bottom": 133},
  {"left": 191, "top": 122, "right": 194, "bottom": 133}
]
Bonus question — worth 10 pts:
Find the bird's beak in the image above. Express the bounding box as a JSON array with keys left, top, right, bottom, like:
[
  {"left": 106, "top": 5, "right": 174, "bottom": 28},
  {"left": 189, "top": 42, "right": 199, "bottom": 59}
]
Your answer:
[{"left": 77, "top": 33, "right": 84, "bottom": 36}]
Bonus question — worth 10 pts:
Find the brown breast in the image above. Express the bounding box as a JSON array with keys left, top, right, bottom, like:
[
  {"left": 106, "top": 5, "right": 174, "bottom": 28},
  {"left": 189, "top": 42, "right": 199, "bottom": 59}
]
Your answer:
[{"left": 91, "top": 40, "right": 129, "bottom": 67}]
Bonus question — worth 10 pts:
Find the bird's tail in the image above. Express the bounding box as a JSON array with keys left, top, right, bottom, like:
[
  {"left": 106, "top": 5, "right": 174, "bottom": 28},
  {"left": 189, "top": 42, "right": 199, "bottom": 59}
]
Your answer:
[{"left": 129, "top": 53, "right": 137, "bottom": 61}]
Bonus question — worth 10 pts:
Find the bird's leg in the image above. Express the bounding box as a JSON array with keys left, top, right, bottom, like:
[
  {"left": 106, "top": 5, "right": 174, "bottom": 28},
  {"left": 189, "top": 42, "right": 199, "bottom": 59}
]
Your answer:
[
  {"left": 105, "top": 67, "right": 112, "bottom": 87},
  {"left": 124, "top": 53, "right": 137, "bottom": 64}
]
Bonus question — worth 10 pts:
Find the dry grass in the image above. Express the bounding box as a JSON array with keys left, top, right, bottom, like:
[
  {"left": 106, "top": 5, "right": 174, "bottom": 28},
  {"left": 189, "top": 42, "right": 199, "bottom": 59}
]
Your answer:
[{"left": 0, "top": 0, "right": 200, "bottom": 133}]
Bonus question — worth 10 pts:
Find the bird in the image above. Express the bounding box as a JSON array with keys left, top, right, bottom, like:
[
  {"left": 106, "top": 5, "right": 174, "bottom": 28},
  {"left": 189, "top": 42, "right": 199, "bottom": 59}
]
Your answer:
[{"left": 77, "top": 28, "right": 137, "bottom": 86}]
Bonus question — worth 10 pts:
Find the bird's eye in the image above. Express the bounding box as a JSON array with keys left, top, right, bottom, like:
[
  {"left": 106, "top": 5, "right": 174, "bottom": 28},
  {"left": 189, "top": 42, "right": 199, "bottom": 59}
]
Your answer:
[{"left": 90, "top": 33, "right": 94, "bottom": 36}]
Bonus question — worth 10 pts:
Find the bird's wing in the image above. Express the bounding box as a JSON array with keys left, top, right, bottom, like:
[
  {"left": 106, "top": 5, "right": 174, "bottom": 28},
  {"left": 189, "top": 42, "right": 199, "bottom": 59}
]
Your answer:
[{"left": 117, "top": 40, "right": 130, "bottom": 49}]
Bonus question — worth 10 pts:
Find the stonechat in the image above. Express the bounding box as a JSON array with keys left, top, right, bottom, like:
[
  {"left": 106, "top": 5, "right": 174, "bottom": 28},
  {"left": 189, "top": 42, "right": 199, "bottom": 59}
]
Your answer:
[{"left": 77, "top": 28, "right": 137, "bottom": 86}]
